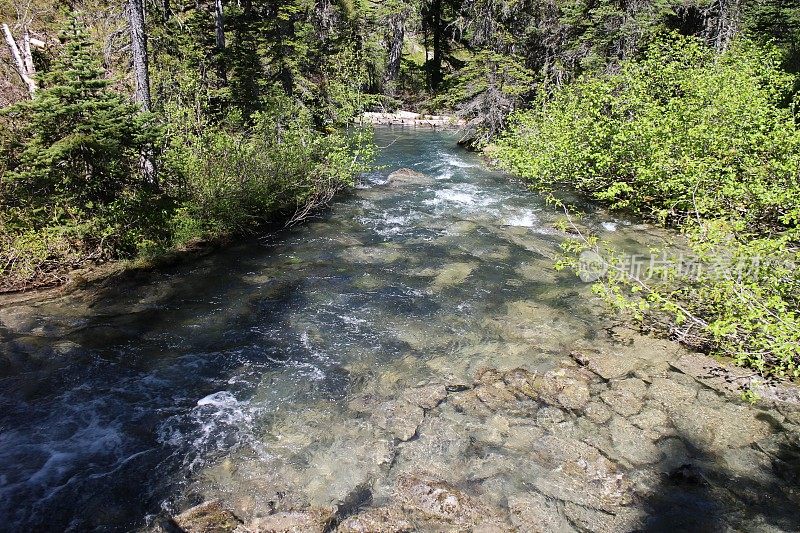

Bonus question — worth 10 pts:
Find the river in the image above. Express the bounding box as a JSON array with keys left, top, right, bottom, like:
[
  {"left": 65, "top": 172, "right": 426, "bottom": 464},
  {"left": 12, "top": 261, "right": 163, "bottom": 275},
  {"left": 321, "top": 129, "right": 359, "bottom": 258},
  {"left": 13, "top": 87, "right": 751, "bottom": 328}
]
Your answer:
[{"left": 0, "top": 129, "right": 798, "bottom": 531}]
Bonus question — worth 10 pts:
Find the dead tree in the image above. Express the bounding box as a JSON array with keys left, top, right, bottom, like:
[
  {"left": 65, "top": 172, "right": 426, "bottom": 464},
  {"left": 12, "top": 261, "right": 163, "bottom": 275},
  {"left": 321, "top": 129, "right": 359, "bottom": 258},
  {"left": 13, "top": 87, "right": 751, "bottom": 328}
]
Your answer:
[
  {"left": 383, "top": 10, "right": 408, "bottom": 93},
  {"left": 126, "top": 0, "right": 156, "bottom": 183},
  {"left": 2, "top": 23, "right": 37, "bottom": 97},
  {"left": 127, "top": 0, "right": 152, "bottom": 111},
  {"left": 214, "top": 0, "right": 227, "bottom": 84}
]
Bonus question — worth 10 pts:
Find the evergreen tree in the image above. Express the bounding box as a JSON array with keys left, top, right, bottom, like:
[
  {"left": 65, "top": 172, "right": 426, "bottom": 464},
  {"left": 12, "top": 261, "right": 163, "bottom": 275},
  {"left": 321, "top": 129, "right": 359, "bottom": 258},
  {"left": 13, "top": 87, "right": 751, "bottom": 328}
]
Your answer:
[{"left": 3, "top": 15, "right": 157, "bottom": 225}]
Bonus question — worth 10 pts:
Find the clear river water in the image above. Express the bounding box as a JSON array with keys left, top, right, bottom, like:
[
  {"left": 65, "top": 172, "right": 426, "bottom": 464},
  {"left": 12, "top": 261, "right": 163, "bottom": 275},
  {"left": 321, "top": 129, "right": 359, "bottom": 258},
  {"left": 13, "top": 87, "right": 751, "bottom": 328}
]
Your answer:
[{"left": 1, "top": 129, "right": 799, "bottom": 532}]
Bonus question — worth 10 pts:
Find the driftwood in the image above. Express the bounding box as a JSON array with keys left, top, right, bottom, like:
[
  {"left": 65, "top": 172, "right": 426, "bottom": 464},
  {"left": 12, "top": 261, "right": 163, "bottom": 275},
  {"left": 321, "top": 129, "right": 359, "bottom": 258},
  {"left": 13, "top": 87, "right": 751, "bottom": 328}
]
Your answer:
[{"left": 2, "top": 23, "right": 36, "bottom": 97}]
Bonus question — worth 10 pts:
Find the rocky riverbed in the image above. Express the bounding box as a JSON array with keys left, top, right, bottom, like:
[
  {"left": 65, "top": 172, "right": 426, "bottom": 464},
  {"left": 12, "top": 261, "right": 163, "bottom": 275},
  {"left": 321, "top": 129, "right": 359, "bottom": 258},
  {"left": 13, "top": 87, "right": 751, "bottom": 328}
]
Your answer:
[
  {"left": 2, "top": 130, "right": 798, "bottom": 532},
  {"left": 165, "top": 323, "right": 800, "bottom": 532}
]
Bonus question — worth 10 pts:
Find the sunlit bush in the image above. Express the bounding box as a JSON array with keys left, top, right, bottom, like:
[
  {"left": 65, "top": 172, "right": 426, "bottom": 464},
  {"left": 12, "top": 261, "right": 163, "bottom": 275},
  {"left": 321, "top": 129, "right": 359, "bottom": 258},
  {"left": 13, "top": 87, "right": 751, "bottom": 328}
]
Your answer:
[{"left": 497, "top": 35, "right": 800, "bottom": 376}]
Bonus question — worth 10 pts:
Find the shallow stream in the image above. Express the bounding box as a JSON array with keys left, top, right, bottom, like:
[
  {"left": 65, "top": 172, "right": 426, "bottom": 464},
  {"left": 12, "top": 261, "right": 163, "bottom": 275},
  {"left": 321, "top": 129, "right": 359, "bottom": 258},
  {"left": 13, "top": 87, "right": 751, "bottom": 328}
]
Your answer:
[{"left": 1, "top": 129, "right": 799, "bottom": 532}]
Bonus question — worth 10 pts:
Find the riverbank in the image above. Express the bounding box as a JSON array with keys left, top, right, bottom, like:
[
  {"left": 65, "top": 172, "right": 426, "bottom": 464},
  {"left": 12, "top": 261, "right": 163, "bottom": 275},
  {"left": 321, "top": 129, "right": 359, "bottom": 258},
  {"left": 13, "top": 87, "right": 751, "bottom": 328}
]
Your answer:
[
  {"left": 356, "top": 111, "right": 465, "bottom": 127},
  {"left": 494, "top": 38, "right": 800, "bottom": 379}
]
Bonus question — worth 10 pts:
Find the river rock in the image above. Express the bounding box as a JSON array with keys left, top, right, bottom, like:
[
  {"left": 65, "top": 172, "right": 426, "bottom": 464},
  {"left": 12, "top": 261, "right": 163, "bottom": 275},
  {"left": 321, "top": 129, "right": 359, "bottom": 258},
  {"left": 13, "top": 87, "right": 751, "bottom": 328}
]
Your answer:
[
  {"left": 672, "top": 353, "right": 800, "bottom": 406},
  {"left": 647, "top": 377, "right": 697, "bottom": 406},
  {"left": 508, "top": 492, "right": 574, "bottom": 533},
  {"left": 562, "top": 501, "right": 646, "bottom": 533},
  {"left": 629, "top": 407, "right": 669, "bottom": 431},
  {"left": 584, "top": 401, "right": 613, "bottom": 424},
  {"left": 335, "top": 506, "right": 414, "bottom": 532},
  {"left": 609, "top": 417, "right": 662, "bottom": 465},
  {"left": 570, "top": 349, "right": 645, "bottom": 380},
  {"left": 244, "top": 507, "right": 336, "bottom": 533},
  {"left": 529, "top": 435, "right": 632, "bottom": 512},
  {"left": 502, "top": 368, "right": 540, "bottom": 400},
  {"left": 451, "top": 367, "right": 540, "bottom": 416},
  {"left": 402, "top": 384, "right": 448, "bottom": 409},
  {"left": 535, "top": 406, "right": 567, "bottom": 429},
  {"left": 600, "top": 378, "right": 646, "bottom": 416},
  {"left": 430, "top": 262, "right": 477, "bottom": 290},
  {"left": 171, "top": 500, "right": 242, "bottom": 533},
  {"left": 538, "top": 368, "right": 591, "bottom": 411},
  {"left": 372, "top": 400, "right": 425, "bottom": 441},
  {"left": 394, "top": 473, "right": 512, "bottom": 529},
  {"left": 386, "top": 168, "right": 433, "bottom": 187}
]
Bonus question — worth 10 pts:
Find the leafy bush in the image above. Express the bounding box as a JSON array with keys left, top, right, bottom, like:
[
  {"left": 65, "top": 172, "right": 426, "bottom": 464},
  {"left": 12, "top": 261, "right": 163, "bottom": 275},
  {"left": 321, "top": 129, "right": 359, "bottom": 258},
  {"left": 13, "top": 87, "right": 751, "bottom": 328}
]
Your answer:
[
  {"left": 164, "top": 92, "right": 374, "bottom": 247},
  {"left": 496, "top": 35, "right": 800, "bottom": 376}
]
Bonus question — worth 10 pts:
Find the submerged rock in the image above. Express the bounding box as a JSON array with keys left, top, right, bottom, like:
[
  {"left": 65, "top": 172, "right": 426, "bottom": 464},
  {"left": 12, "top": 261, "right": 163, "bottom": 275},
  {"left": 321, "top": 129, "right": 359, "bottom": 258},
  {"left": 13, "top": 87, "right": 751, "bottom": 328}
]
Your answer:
[
  {"left": 600, "top": 378, "right": 646, "bottom": 417},
  {"left": 386, "top": 168, "right": 433, "bottom": 187},
  {"left": 394, "top": 473, "right": 512, "bottom": 529},
  {"left": 562, "top": 502, "right": 646, "bottom": 533},
  {"left": 244, "top": 507, "right": 336, "bottom": 533},
  {"left": 171, "top": 500, "right": 242, "bottom": 533},
  {"left": 671, "top": 352, "right": 800, "bottom": 406},
  {"left": 570, "top": 349, "right": 645, "bottom": 381},
  {"left": 508, "top": 492, "right": 574, "bottom": 533},
  {"left": 537, "top": 367, "right": 591, "bottom": 411},
  {"left": 609, "top": 417, "right": 662, "bottom": 465},
  {"left": 449, "top": 367, "right": 541, "bottom": 417},
  {"left": 529, "top": 435, "right": 633, "bottom": 512},
  {"left": 372, "top": 400, "right": 425, "bottom": 441},
  {"left": 335, "top": 506, "right": 414, "bottom": 532},
  {"left": 430, "top": 262, "right": 477, "bottom": 291},
  {"left": 402, "top": 384, "right": 448, "bottom": 410}
]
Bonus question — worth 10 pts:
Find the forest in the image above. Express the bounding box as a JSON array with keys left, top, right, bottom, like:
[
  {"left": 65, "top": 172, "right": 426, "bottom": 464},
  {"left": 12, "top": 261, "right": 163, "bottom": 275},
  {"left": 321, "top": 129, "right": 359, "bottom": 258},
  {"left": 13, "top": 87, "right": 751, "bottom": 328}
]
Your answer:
[{"left": 1, "top": 0, "right": 799, "bottom": 378}]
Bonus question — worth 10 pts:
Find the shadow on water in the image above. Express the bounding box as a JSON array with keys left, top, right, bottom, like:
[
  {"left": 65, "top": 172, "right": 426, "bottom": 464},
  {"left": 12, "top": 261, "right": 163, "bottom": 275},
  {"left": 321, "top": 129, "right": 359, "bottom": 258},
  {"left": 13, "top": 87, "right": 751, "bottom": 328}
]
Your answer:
[
  {"left": 0, "top": 235, "right": 344, "bottom": 531},
  {"left": 641, "top": 410, "right": 800, "bottom": 532}
]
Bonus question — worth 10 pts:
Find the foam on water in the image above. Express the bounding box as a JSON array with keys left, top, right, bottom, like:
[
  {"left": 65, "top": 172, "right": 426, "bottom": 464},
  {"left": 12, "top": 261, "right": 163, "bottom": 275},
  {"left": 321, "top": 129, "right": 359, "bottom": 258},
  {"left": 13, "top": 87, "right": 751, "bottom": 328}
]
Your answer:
[
  {"left": 602, "top": 221, "right": 618, "bottom": 232},
  {"left": 502, "top": 209, "right": 539, "bottom": 227}
]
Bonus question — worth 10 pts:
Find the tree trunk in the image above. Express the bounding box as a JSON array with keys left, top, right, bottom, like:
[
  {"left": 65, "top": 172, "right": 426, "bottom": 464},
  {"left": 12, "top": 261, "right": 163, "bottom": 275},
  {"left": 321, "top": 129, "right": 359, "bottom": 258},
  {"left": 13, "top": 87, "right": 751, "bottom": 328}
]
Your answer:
[
  {"left": 383, "top": 11, "right": 406, "bottom": 92},
  {"left": 429, "top": 0, "right": 443, "bottom": 90},
  {"left": 127, "top": 0, "right": 156, "bottom": 183},
  {"left": 127, "top": 0, "right": 152, "bottom": 111},
  {"left": 2, "top": 23, "right": 36, "bottom": 97},
  {"left": 215, "top": 0, "right": 227, "bottom": 84},
  {"left": 710, "top": 0, "right": 741, "bottom": 51}
]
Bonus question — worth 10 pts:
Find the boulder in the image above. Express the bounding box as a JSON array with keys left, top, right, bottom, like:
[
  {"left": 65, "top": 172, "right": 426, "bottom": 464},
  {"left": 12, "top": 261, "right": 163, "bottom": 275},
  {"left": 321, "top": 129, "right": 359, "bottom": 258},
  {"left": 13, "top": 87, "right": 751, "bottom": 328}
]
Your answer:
[
  {"left": 171, "top": 500, "right": 242, "bottom": 533},
  {"left": 386, "top": 168, "right": 433, "bottom": 187},
  {"left": 372, "top": 400, "right": 425, "bottom": 441}
]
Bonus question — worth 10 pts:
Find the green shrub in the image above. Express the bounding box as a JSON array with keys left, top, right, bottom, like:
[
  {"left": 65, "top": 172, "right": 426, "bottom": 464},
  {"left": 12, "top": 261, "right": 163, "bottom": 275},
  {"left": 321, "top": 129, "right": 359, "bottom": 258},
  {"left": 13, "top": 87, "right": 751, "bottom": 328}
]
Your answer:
[
  {"left": 497, "top": 35, "right": 800, "bottom": 376},
  {"left": 164, "top": 92, "right": 374, "bottom": 247}
]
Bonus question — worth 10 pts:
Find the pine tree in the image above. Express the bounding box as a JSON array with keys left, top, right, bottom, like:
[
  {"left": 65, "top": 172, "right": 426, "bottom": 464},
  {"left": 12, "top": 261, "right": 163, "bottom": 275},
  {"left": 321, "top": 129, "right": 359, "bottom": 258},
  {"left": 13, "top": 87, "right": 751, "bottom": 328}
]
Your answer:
[{"left": 3, "top": 15, "right": 157, "bottom": 224}]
